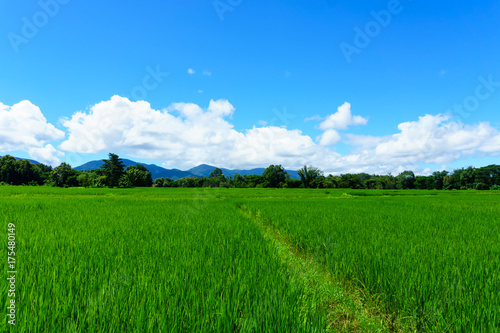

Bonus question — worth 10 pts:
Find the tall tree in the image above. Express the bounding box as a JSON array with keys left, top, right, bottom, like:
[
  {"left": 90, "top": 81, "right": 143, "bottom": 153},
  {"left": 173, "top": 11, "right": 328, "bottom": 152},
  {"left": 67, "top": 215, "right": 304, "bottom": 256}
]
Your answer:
[
  {"left": 124, "top": 164, "right": 153, "bottom": 187},
  {"left": 50, "top": 163, "right": 79, "bottom": 187},
  {"left": 33, "top": 163, "right": 52, "bottom": 185},
  {"left": 101, "top": 153, "right": 125, "bottom": 187},
  {"left": 460, "top": 167, "right": 475, "bottom": 189},
  {"left": 432, "top": 170, "right": 449, "bottom": 190},
  {"left": 298, "top": 165, "right": 323, "bottom": 188},
  {"left": 262, "top": 165, "right": 287, "bottom": 188},
  {"left": 414, "top": 176, "right": 432, "bottom": 189},
  {"left": 396, "top": 171, "right": 416, "bottom": 189},
  {"left": 209, "top": 168, "right": 223, "bottom": 179},
  {"left": 0, "top": 155, "right": 20, "bottom": 185}
]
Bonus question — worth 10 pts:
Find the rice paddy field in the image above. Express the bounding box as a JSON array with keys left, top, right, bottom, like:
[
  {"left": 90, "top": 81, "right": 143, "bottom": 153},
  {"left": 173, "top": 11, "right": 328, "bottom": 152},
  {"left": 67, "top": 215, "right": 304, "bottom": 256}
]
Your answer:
[{"left": 1, "top": 187, "right": 499, "bottom": 332}]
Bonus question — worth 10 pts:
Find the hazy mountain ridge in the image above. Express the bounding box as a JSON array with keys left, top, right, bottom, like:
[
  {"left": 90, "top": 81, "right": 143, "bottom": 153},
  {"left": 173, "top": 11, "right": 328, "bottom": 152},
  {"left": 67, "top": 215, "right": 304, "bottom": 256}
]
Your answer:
[
  {"left": 189, "top": 164, "right": 299, "bottom": 179},
  {"left": 75, "top": 159, "right": 197, "bottom": 180},
  {"left": 75, "top": 160, "right": 300, "bottom": 180},
  {"left": 2, "top": 155, "right": 300, "bottom": 180}
]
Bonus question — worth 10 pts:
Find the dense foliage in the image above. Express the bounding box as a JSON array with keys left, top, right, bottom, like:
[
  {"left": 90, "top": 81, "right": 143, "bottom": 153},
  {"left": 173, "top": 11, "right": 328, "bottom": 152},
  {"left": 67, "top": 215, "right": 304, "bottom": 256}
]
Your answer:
[
  {"left": 0, "top": 154, "right": 152, "bottom": 188},
  {"left": 0, "top": 155, "right": 52, "bottom": 186},
  {"left": 1, "top": 154, "right": 499, "bottom": 190},
  {"left": 145, "top": 164, "right": 500, "bottom": 191}
]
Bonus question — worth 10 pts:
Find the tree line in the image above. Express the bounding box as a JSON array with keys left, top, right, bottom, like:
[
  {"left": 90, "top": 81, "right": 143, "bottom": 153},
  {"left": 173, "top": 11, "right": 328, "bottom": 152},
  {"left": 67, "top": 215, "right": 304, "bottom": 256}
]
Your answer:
[
  {"left": 155, "top": 165, "right": 500, "bottom": 190},
  {"left": 1, "top": 153, "right": 499, "bottom": 190},
  {"left": 0, "top": 153, "right": 152, "bottom": 188}
]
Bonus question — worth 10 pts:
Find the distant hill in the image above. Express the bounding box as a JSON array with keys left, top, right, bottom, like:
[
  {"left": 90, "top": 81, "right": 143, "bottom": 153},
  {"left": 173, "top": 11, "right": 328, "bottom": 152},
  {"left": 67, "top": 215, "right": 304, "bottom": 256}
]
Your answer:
[
  {"left": 188, "top": 164, "right": 300, "bottom": 179},
  {"left": 188, "top": 164, "right": 264, "bottom": 178},
  {"left": 0, "top": 155, "right": 41, "bottom": 165},
  {"left": 2, "top": 155, "right": 301, "bottom": 180},
  {"left": 75, "top": 159, "right": 198, "bottom": 180},
  {"left": 76, "top": 160, "right": 300, "bottom": 180}
]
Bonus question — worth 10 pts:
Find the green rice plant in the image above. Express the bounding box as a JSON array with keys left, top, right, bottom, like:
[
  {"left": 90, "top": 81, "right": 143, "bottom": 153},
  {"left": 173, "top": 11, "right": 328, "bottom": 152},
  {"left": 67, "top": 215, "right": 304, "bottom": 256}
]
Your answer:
[
  {"left": 4, "top": 187, "right": 496, "bottom": 332},
  {"left": 0, "top": 187, "right": 327, "bottom": 332},
  {"left": 241, "top": 190, "right": 500, "bottom": 332}
]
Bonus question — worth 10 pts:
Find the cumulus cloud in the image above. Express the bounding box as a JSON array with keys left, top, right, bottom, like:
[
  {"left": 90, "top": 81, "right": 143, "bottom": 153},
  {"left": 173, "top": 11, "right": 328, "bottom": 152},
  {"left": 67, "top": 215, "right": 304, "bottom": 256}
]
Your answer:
[
  {"left": 187, "top": 68, "right": 196, "bottom": 75},
  {"left": 317, "top": 102, "right": 368, "bottom": 146},
  {"left": 481, "top": 138, "right": 500, "bottom": 155},
  {"left": 0, "top": 101, "right": 65, "bottom": 165},
  {"left": 0, "top": 101, "right": 65, "bottom": 150},
  {"left": 233, "top": 126, "right": 322, "bottom": 169},
  {"left": 335, "top": 114, "right": 500, "bottom": 175},
  {"left": 28, "top": 144, "right": 64, "bottom": 166},
  {"left": 58, "top": 97, "right": 500, "bottom": 175},
  {"left": 318, "top": 129, "right": 341, "bottom": 146},
  {"left": 372, "top": 114, "right": 499, "bottom": 164},
  {"left": 319, "top": 102, "right": 368, "bottom": 131},
  {"left": 344, "top": 134, "right": 389, "bottom": 149},
  {"left": 3, "top": 97, "right": 499, "bottom": 173},
  {"left": 60, "top": 96, "right": 324, "bottom": 169},
  {"left": 202, "top": 70, "right": 212, "bottom": 76}
]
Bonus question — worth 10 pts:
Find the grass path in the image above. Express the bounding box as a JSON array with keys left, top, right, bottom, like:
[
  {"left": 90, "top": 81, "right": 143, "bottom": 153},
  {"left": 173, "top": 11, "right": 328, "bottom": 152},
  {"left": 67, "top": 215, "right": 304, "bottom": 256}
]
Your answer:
[{"left": 236, "top": 203, "right": 400, "bottom": 333}]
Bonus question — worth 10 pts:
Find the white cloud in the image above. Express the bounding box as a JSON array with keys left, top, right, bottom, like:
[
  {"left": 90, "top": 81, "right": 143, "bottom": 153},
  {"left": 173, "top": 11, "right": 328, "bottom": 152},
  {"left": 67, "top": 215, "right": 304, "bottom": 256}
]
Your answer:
[
  {"left": 57, "top": 97, "right": 500, "bottom": 175},
  {"left": 0, "top": 100, "right": 65, "bottom": 154},
  {"left": 187, "top": 68, "right": 196, "bottom": 75},
  {"left": 319, "top": 102, "right": 368, "bottom": 130},
  {"left": 421, "top": 168, "right": 432, "bottom": 176},
  {"left": 478, "top": 133, "right": 500, "bottom": 155},
  {"left": 325, "top": 114, "right": 500, "bottom": 175},
  {"left": 318, "top": 129, "right": 341, "bottom": 145},
  {"left": 233, "top": 126, "right": 322, "bottom": 168},
  {"left": 344, "top": 134, "right": 389, "bottom": 149},
  {"left": 3, "top": 98, "right": 499, "bottom": 174},
  {"left": 28, "top": 144, "right": 64, "bottom": 167},
  {"left": 59, "top": 96, "right": 327, "bottom": 170},
  {"left": 202, "top": 70, "right": 212, "bottom": 76},
  {"left": 314, "top": 102, "right": 368, "bottom": 146},
  {"left": 197, "top": 90, "right": 204, "bottom": 94},
  {"left": 372, "top": 114, "right": 498, "bottom": 164}
]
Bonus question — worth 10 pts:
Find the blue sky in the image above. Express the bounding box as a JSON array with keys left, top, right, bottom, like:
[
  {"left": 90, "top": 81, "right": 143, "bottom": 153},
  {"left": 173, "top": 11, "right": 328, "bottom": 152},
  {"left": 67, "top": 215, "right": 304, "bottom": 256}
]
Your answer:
[{"left": 0, "top": 0, "right": 499, "bottom": 175}]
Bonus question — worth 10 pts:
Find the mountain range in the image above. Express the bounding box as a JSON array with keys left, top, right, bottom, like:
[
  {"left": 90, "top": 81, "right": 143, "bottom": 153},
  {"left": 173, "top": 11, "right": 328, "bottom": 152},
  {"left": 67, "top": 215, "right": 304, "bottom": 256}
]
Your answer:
[
  {"left": 75, "top": 159, "right": 300, "bottom": 180},
  {"left": 74, "top": 159, "right": 197, "bottom": 180},
  {"left": 2, "top": 155, "right": 300, "bottom": 180}
]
